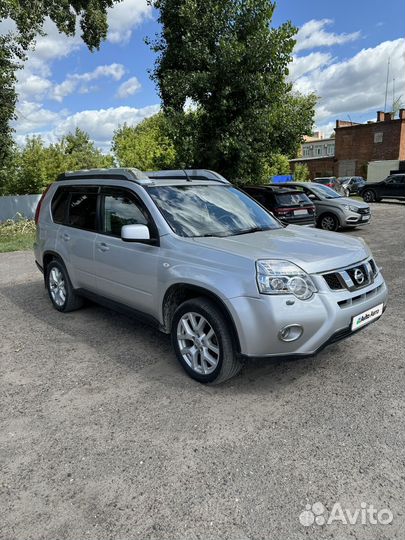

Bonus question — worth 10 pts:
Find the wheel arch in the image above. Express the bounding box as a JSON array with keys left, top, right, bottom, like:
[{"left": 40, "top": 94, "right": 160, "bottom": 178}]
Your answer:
[
  {"left": 42, "top": 251, "right": 67, "bottom": 282},
  {"left": 317, "top": 210, "right": 341, "bottom": 228},
  {"left": 161, "top": 283, "right": 241, "bottom": 353}
]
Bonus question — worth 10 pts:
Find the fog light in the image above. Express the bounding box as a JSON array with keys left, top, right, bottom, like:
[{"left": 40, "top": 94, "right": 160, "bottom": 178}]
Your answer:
[{"left": 278, "top": 324, "right": 304, "bottom": 342}]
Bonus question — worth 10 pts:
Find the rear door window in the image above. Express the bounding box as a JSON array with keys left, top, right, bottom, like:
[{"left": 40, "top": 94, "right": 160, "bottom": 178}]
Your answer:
[
  {"left": 275, "top": 193, "right": 311, "bottom": 206},
  {"left": 67, "top": 192, "right": 98, "bottom": 231},
  {"left": 51, "top": 188, "right": 69, "bottom": 224}
]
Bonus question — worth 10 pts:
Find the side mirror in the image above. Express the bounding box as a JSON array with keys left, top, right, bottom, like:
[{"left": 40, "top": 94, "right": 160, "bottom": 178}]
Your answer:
[{"left": 121, "top": 224, "right": 150, "bottom": 242}]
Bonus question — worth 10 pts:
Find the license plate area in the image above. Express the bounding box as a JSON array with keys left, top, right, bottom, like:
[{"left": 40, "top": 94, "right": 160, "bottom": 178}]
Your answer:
[
  {"left": 351, "top": 303, "right": 383, "bottom": 331},
  {"left": 294, "top": 209, "right": 308, "bottom": 216}
]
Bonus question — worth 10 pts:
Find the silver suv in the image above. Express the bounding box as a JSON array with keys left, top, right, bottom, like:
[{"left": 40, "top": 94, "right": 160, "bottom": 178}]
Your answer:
[{"left": 34, "top": 168, "right": 388, "bottom": 383}]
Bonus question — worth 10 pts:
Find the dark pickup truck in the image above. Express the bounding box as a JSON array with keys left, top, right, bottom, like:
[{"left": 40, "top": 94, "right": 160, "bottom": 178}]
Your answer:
[{"left": 359, "top": 174, "right": 405, "bottom": 202}]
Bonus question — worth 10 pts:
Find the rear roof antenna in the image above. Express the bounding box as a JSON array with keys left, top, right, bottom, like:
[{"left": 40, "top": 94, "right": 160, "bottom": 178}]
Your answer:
[{"left": 183, "top": 169, "right": 192, "bottom": 182}]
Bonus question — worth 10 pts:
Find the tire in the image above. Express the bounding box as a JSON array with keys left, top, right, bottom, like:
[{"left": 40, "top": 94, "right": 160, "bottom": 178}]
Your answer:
[
  {"left": 318, "top": 213, "right": 339, "bottom": 232},
  {"left": 171, "top": 297, "right": 242, "bottom": 384},
  {"left": 45, "top": 259, "right": 84, "bottom": 312},
  {"left": 362, "top": 189, "right": 376, "bottom": 203}
]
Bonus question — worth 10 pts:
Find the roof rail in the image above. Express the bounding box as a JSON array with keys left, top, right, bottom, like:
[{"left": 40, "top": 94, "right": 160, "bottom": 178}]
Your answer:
[
  {"left": 56, "top": 168, "right": 152, "bottom": 185},
  {"left": 146, "top": 169, "right": 230, "bottom": 184}
]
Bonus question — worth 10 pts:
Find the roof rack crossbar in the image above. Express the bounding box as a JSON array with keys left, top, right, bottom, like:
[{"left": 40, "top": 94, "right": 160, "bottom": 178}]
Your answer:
[
  {"left": 56, "top": 168, "right": 152, "bottom": 185},
  {"left": 146, "top": 169, "right": 230, "bottom": 184}
]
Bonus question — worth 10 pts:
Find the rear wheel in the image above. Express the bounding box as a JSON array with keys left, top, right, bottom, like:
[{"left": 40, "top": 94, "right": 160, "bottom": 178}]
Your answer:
[
  {"left": 45, "top": 259, "right": 83, "bottom": 312},
  {"left": 318, "top": 213, "right": 339, "bottom": 231},
  {"left": 362, "top": 189, "right": 376, "bottom": 203},
  {"left": 171, "top": 297, "right": 242, "bottom": 384}
]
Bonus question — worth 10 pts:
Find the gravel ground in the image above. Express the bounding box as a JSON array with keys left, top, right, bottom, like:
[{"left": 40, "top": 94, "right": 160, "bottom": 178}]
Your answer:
[{"left": 1, "top": 202, "right": 404, "bottom": 540}]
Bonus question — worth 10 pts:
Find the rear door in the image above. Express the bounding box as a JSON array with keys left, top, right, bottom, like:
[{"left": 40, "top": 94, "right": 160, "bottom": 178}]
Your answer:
[
  {"left": 94, "top": 187, "right": 160, "bottom": 316},
  {"left": 56, "top": 186, "right": 98, "bottom": 291}
]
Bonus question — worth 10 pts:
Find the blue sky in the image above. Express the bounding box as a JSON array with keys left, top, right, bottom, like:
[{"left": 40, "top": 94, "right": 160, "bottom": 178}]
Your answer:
[{"left": 1, "top": 0, "right": 404, "bottom": 151}]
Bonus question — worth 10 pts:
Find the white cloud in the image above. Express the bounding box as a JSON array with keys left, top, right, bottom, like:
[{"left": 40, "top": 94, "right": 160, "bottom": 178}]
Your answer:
[
  {"left": 116, "top": 76, "right": 142, "bottom": 99},
  {"left": 14, "top": 103, "right": 160, "bottom": 152},
  {"left": 51, "top": 64, "right": 126, "bottom": 102},
  {"left": 292, "top": 38, "right": 405, "bottom": 123},
  {"left": 54, "top": 105, "right": 160, "bottom": 141},
  {"left": 107, "top": 0, "right": 152, "bottom": 44},
  {"left": 14, "top": 101, "right": 65, "bottom": 135},
  {"left": 16, "top": 74, "right": 54, "bottom": 101},
  {"left": 295, "top": 19, "right": 361, "bottom": 53},
  {"left": 288, "top": 52, "right": 333, "bottom": 82}
]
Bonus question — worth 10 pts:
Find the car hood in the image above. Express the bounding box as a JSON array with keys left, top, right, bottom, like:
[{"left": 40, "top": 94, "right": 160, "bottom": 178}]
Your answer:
[
  {"left": 191, "top": 225, "right": 369, "bottom": 274},
  {"left": 320, "top": 197, "right": 368, "bottom": 208}
]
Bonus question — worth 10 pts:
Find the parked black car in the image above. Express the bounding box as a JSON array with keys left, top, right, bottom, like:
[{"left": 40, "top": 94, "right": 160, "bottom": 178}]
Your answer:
[
  {"left": 358, "top": 174, "right": 405, "bottom": 202},
  {"left": 242, "top": 185, "right": 315, "bottom": 226}
]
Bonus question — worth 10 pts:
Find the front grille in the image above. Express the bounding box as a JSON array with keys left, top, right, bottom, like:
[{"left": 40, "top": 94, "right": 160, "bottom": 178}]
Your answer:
[
  {"left": 322, "top": 259, "right": 377, "bottom": 292},
  {"left": 358, "top": 207, "right": 370, "bottom": 215},
  {"left": 323, "top": 273, "right": 344, "bottom": 290}
]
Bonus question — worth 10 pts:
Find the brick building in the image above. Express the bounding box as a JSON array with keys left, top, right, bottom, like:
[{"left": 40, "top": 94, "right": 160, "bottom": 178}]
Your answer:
[{"left": 290, "top": 109, "right": 405, "bottom": 179}]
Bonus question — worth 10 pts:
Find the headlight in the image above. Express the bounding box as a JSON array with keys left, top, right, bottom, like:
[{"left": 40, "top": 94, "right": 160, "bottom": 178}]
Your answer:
[
  {"left": 342, "top": 204, "right": 359, "bottom": 213},
  {"left": 256, "top": 260, "right": 317, "bottom": 300}
]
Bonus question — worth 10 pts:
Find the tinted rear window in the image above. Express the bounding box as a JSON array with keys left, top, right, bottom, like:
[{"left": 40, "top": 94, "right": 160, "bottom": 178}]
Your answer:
[
  {"left": 275, "top": 193, "right": 311, "bottom": 206},
  {"left": 67, "top": 193, "right": 98, "bottom": 231},
  {"left": 51, "top": 189, "right": 69, "bottom": 224}
]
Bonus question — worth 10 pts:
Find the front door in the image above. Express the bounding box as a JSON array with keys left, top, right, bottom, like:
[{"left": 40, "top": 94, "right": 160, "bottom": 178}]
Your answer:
[
  {"left": 94, "top": 187, "right": 160, "bottom": 317},
  {"left": 383, "top": 175, "right": 405, "bottom": 198}
]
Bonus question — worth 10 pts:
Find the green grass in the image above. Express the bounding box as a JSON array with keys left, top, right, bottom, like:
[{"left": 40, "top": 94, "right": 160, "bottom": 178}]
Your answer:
[{"left": 0, "top": 218, "right": 36, "bottom": 253}]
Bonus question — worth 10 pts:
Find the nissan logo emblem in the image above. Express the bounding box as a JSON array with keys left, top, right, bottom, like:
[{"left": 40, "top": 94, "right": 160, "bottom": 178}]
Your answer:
[{"left": 354, "top": 268, "right": 365, "bottom": 285}]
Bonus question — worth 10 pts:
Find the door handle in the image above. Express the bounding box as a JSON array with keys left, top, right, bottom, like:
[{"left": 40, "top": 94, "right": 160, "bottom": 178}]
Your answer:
[
  {"left": 62, "top": 233, "right": 70, "bottom": 241},
  {"left": 97, "top": 242, "right": 110, "bottom": 252}
]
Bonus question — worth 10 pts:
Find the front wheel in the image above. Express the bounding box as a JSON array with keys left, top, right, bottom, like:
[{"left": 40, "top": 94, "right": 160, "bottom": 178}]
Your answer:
[
  {"left": 318, "top": 213, "right": 339, "bottom": 231},
  {"left": 171, "top": 297, "right": 242, "bottom": 384},
  {"left": 362, "top": 189, "right": 376, "bottom": 203}
]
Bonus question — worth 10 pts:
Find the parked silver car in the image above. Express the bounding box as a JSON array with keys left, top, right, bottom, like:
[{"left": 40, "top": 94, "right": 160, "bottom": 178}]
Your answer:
[
  {"left": 34, "top": 168, "right": 387, "bottom": 383},
  {"left": 278, "top": 182, "right": 371, "bottom": 231}
]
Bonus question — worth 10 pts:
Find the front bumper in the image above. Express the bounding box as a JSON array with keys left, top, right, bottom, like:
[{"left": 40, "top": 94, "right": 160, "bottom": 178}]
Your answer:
[
  {"left": 344, "top": 211, "right": 370, "bottom": 226},
  {"left": 227, "top": 272, "right": 388, "bottom": 357}
]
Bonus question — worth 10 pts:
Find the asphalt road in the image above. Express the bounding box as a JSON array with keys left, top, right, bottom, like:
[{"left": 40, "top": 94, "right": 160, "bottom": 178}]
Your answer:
[{"left": 1, "top": 202, "right": 404, "bottom": 540}]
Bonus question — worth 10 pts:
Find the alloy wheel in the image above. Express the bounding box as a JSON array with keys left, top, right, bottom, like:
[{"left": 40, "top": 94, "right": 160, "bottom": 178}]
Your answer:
[
  {"left": 321, "top": 215, "right": 337, "bottom": 231},
  {"left": 363, "top": 190, "right": 375, "bottom": 203},
  {"left": 49, "top": 266, "right": 66, "bottom": 307},
  {"left": 177, "top": 312, "right": 220, "bottom": 375}
]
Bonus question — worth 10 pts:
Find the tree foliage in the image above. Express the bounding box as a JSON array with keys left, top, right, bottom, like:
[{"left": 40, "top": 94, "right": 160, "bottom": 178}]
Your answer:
[
  {"left": 0, "top": 0, "right": 121, "bottom": 175},
  {"left": 2, "top": 128, "right": 113, "bottom": 195},
  {"left": 266, "top": 154, "right": 291, "bottom": 178},
  {"left": 293, "top": 163, "right": 310, "bottom": 182},
  {"left": 112, "top": 114, "right": 177, "bottom": 171},
  {"left": 150, "top": 0, "right": 315, "bottom": 183}
]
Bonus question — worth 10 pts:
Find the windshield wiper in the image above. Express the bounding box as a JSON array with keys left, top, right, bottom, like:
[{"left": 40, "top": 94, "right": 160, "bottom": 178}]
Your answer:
[
  {"left": 231, "top": 226, "right": 270, "bottom": 236},
  {"left": 194, "top": 232, "right": 229, "bottom": 238}
]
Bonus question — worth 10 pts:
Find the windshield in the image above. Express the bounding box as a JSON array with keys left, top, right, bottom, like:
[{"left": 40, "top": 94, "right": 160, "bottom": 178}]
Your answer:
[
  {"left": 310, "top": 184, "right": 342, "bottom": 199},
  {"left": 147, "top": 185, "right": 281, "bottom": 237}
]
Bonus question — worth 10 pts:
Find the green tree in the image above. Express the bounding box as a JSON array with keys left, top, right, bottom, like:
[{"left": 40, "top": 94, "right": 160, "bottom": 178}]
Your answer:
[
  {"left": 266, "top": 154, "right": 291, "bottom": 179},
  {"left": 13, "top": 136, "right": 49, "bottom": 195},
  {"left": 112, "top": 114, "right": 177, "bottom": 171},
  {"left": 269, "top": 92, "right": 317, "bottom": 157},
  {"left": 0, "top": 36, "right": 19, "bottom": 190},
  {"left": 61, "top": 127, "right": 113, "bottom": 171},
  {"left": 0, "top": 0, "right": 121, "bottom": 180},
  {"left": 293, "top": 163, "right": 310, "bottom": 182},
  {"left": 5, "top": 129, "right": 113, "bottom": 195},
  {"left": 150, "top": 0, "right": 298, "bottom": 183}
]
